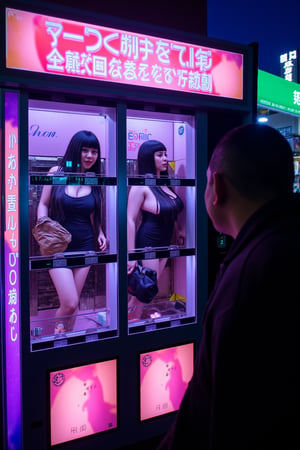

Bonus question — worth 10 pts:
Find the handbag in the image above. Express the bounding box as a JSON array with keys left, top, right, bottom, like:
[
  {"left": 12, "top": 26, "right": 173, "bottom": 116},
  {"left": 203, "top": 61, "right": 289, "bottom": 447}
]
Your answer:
[
  {"left": 128, "top": 264, "right": 158, "bottom": 304},
  {"left": 32, "top": 216, "right": 72, "bottom": 256}
]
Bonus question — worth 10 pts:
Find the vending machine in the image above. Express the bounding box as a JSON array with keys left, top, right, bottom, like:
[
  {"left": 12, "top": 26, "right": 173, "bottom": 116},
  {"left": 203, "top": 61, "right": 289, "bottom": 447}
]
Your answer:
[{"left": 0, "top": 1, "right": 257, "bottom": 449}]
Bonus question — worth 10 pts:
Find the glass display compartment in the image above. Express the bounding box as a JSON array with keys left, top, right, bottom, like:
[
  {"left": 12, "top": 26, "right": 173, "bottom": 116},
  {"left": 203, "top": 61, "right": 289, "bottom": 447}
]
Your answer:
[
  {"left": 126, "top": 110, "right": 197, "bottom": 331},
  {"left": 28, "top": 100, "right": 118, "bottom": 350}
]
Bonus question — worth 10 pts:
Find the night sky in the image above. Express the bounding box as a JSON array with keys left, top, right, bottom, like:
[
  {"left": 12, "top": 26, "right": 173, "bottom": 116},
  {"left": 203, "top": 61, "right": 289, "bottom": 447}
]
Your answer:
[
  {"left": 21, "top": 0, "right": 300, "bottom": 77},
  {"left": 208, "top": 0, "right": 300, "bottom": 76}
]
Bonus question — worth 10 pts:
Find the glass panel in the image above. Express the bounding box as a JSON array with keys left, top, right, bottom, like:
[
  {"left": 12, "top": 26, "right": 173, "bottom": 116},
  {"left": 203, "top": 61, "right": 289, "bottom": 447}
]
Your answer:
[
  {"left": 126, "top": 110, "right": 196, "bottom": 332},
  {"left": 28, "top": 100, "right": 118, "bottom": 350},
  {"left": 128, "top": 254, "right": 196, "bottom": 326},
  {"left": 126, "top": 110, "right": 195, "bottom": 179}
]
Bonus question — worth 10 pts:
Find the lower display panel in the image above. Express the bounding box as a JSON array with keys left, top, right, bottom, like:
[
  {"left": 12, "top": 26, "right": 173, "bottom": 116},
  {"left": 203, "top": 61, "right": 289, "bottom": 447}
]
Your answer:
[
  {"left": 139, "top": 342, "right": 194, "bottom": 421},
  {"left": 50, "top": 359, "right": 118, "bottom": 446}
]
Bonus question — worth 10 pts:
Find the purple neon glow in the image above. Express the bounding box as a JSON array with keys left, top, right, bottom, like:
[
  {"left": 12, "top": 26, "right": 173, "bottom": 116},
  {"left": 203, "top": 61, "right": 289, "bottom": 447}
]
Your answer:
[{"left": 4, "top": 90, "right": 21, "bottom": 450}]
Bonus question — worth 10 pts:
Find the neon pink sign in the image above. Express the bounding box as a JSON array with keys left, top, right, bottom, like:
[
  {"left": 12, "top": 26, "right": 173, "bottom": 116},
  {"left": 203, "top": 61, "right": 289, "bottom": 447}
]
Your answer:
[
  {"left": 4, "top": 90, "right": 21, "bottom": 449},
  {"left": 6, "top": 8, "right": 243, "bottom": 100}
]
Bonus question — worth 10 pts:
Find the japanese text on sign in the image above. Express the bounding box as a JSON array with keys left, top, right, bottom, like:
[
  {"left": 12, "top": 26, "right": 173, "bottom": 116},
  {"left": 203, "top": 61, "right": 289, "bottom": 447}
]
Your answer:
[
  {"left": 280, "top": 49, "right": 298, "bottom": 82},
  {"left": 5, "top": 119, "right": 19, "bottom": 343},
  {"left": 4, "top": 90, "right": 22, "bottom": 450},
  {"left": 6, "top": 8, "right": 244, "bottom": 99}
]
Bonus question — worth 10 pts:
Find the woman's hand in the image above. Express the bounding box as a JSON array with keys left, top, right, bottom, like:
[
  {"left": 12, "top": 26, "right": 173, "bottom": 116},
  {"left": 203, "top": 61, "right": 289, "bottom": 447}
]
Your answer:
[
  {"left": 127, "top": 260, "right": 137, "bottom": 274},
  {"left": 176, "top": 228, "right": 185, "bottom": 246},
  {"left": 98, "top": 232, "right": 107, "bottom": 251}
]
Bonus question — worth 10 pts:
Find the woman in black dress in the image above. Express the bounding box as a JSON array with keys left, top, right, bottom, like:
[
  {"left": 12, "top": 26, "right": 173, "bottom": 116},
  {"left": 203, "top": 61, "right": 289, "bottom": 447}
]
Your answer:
[
  {"left": 37, "top": 130, "right": 107, "bottom": 332},
  {"left": 127, "top": 140, "right": 184, "bottom": 320}
]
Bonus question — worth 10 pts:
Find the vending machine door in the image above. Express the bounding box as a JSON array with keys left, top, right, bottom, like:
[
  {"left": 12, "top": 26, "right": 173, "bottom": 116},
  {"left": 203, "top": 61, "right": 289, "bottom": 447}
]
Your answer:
[
  {"left": 126, "top": 109, "right": 197, "bottom": 331},
  {"left": 28, "top": 100, "right": 118, "bottom": 350}
]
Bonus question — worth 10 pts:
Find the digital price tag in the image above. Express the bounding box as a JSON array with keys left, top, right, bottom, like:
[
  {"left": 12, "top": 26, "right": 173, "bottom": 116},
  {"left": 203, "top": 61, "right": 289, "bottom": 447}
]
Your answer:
[
  {"left": 52, "top": 176, "right": 67, "bottom": 185},
  {"left": 54, "top": 339, "right": 68, "bottom": 347},
  {"left": 53, "top": 259, "right": 67, "bottom": 268},
  {"left": 85, "top": 334, "right": 98, "bottom": 342},
  {"left": 85, "top": 256, "right": 98, "bottom": 265},
  {"left": 145, "top": 251, "right": 156, "bottom": 259},
  {"left": 145, "top": 178, "right": 156, "bottom": 186}
]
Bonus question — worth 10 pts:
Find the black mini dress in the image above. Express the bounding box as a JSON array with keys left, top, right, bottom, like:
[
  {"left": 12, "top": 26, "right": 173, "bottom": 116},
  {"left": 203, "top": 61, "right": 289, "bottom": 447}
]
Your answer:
[
  {"left": 135, "top": 187, "right": 183, "bottom": 248},
  {"left": 61, "top": 191, "right": 96, "bottom": 252}
]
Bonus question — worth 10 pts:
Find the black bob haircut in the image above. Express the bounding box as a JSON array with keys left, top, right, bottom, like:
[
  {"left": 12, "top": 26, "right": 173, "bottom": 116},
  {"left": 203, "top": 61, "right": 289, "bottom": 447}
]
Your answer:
[{"left": 137, "top": 140, "right": 168, "bottom": 176}]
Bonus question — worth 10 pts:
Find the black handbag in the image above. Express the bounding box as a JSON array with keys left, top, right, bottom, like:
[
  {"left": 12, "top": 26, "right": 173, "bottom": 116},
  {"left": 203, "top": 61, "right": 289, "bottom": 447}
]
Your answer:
[{"left": 128, "top": 264, "right": 158, "bottom": 304}]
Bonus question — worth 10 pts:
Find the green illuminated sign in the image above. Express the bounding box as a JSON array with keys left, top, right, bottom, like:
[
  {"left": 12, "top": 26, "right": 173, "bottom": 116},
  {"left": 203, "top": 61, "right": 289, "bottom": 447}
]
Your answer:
[{"left": 257, "top": 69, "right": 300, "bottom": 116}]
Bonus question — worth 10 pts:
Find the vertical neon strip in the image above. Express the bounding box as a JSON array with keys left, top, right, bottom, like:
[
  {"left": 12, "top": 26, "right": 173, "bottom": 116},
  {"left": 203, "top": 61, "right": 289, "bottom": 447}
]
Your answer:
[{"left": 4, "top": 91, "right": 21, "bottom": 450}]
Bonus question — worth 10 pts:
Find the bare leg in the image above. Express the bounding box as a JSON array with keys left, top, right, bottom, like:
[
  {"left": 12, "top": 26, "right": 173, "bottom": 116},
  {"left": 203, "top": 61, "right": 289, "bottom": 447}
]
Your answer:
[
  {"left": 73, "top": 266, "right": 91, "bottom": 297},
  {"left": 128, "top": 258, "right": 167, "bottom": 321},
  {"left": 49, "top": 266, "right": 90, "bottom": 331}
]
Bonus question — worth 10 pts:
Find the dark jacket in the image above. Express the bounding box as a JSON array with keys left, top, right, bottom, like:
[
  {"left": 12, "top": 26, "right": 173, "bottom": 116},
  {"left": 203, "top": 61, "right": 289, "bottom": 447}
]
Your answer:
[{"left": 159, "top": 194, "right": 299, "bottom": 449}]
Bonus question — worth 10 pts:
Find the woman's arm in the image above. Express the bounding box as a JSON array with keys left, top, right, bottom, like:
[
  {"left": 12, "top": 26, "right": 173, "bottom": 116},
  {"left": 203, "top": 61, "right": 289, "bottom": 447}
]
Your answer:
[
  {"left": 36, "top": 166, "right": 58, "bottom": 219},
  {"left": 127, "top": 186, "right": 145, "bottom": 272},
  {"left": 127, "top": 186, "right": 145, "bottom": 251},
  {"left": 97, "top": 225, "right": 107, "bottom": 251}
]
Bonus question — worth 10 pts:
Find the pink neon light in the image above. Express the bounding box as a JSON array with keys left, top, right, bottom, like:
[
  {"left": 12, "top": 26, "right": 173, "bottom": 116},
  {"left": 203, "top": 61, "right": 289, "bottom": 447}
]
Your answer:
[
  {"left": 140, "top": 343, "right": 194, "bottom": 421},
  {"left": 6, "top": 8, "right": 243, "bottom": 100},
  {"left": 50, "top": 360, "right": 117, "bottom": 445},
  {"left": 4, "top": 91, "right": 21, "bottom": 449}
]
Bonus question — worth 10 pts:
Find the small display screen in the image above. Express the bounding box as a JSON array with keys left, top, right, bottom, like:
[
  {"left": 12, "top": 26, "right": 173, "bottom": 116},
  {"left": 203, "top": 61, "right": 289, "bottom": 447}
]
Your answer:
[
  {"left": 50, "top": 359, "right": 117, "bottom": 446},
  {"left": 140, "top": 342, "right": 194, "bottom": 421}
]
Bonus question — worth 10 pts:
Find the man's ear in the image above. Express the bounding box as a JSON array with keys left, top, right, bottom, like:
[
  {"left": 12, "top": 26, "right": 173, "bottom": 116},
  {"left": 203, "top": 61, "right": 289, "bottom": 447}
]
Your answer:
[{"left": 212, "top": 172, "right": 226, "bottom": 206}]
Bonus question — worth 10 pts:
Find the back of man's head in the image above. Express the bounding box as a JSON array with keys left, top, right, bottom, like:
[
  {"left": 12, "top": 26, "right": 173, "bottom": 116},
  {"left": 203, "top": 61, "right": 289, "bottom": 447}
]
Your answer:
[{"left": 209, "top": 123, "right": 294, "bottom": 202}]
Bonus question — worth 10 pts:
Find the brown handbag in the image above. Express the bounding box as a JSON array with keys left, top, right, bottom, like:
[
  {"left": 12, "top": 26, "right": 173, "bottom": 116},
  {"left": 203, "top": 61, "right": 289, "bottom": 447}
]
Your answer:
[{"left": 32, "top": 216, "right": 72, "bottom": 256}]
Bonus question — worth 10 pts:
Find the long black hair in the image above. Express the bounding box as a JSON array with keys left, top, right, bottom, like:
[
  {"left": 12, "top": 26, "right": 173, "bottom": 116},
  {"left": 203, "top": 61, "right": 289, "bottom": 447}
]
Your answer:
[
  {"left": 59, "top": 130, "right": 101, "bottom": 174},
  {"left": 137, "top": 140, "right": 168, "bottom": 176},
  {"left": 50, "top": 130, "right": 102, "bottom": 239}
]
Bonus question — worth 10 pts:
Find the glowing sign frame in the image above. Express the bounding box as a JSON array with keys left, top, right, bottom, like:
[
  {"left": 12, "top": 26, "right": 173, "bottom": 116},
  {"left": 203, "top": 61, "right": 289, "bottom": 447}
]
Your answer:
[
  {"left": 6, "top": 7, "right": 244, "bottom": 100},
  {"left": 4, "top": 90, "right": 21, "bottom": 450}
]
